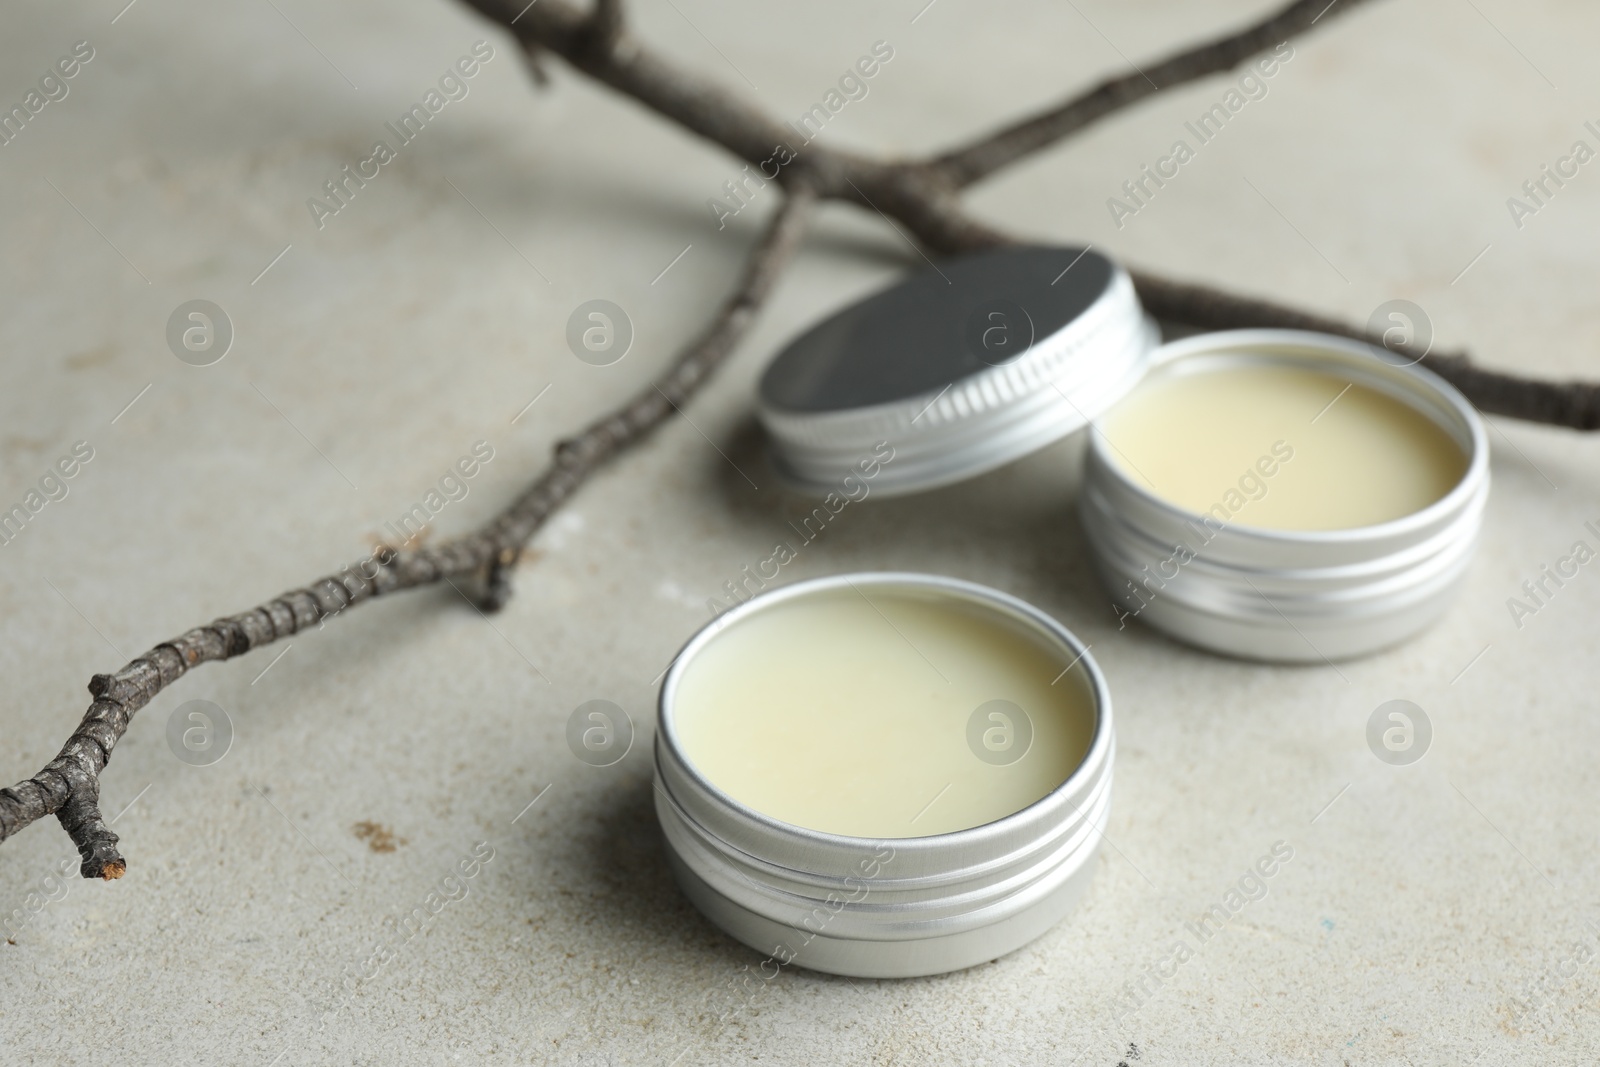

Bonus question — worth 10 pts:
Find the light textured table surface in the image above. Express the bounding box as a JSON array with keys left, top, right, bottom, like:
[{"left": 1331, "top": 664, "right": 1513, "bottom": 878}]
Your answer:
[{"left": 3, "top": 1, "right": 1598, "bottom": 1064}]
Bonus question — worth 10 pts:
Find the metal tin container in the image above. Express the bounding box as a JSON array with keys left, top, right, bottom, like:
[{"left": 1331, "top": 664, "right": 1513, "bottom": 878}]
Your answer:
[
  {"left": 1079, "top": 330, "right": 1490, "bottom": 663},
  {"left": 654, "top": 573, "right": 1114, "bottom": 978},
  {"left": 758, "top": 246, "right": 1156, "bottom": 497}
]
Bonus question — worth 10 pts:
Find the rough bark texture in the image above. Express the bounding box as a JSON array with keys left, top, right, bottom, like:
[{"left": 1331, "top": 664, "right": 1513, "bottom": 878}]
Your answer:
[
  {"left": 7, "top": 0, "right": 1598, "bottom": 878},
  {"left": 459, "top": 0, "right": 1600, "bottom": 427},
  {"left": 0, "top": 184, "right": 813, "bottom": 878},
  {"left": 929, "top": 0, "right": 1384, "bottom": 188},
  {"left": 1127, "top": 271, "right": 1600, "bottom": 429}
]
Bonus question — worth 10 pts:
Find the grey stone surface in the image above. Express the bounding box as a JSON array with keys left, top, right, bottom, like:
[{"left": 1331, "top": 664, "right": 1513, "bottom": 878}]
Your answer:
[{"left": 1, "top": 1, "right": 1597, "bottom": 1064}]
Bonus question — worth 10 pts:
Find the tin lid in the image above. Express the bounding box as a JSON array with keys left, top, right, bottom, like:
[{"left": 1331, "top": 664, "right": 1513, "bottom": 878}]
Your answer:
[{"left": 757, "top": 245, "right": 1156, "bottom": 497}]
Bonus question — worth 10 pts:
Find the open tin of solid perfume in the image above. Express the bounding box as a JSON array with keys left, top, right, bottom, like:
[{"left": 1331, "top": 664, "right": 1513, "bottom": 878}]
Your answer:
[
  {"left": 756, "top": 246, "right": 1489, "bottom": 662},
  {"left": 654, "top": 573, "right": 1113, "bottom": 978}
]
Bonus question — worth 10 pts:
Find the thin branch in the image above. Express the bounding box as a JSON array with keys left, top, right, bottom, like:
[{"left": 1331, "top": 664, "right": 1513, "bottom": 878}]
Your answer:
[
  {"left": 0, "top": 188, "right": 814, "bottom": 879},
  {"left": 1127, "top": 271, "right": 1600, "bottom": 429},
  {"left": 460, "top": 0, "right": 1600, "bottom": 428},
  {"left": 460, "top": 0, "right": 880, "bottom": 191},
  {"left": 10, "top": 0, "right": 1600, "bottom": 879},
  {"left": 587, "top": 0, "right": 625, "bottom": 55},
  {"left": 930, "top": 0, "right": 1381, "bottom": 188}
]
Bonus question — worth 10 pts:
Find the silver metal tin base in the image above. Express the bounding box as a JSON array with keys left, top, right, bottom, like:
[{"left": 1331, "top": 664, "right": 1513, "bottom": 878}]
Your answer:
[
  {"left": 1080, "top": 330, "right": 1490, "bottom": 663},
  {"left": 661, "top": 839, "right": 1100, "bottom": 979},
  {"left": 654, "top": 573, "right": 1115, "bottom": 978}
]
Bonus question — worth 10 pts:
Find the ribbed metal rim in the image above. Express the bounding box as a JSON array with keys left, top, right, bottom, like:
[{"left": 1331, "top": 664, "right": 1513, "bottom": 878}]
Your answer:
[
  {"left": 1085, "top": 329, "right": 1490, "bottom": 544},
  {"left": 652, "top": 765, "right": 1114, "bottom": 936},
  {"left": 758, "top": 265, "right": 1157, "bottom": 498},
  {"left": 1079, "top": 329, "right": 1490, "bottom": 660},
  {"left": 655, "top": 572, "right": 1113, "bottom": 862},
  {"left": 652, "top": 573, "right": 1115, "bottom": 970}
]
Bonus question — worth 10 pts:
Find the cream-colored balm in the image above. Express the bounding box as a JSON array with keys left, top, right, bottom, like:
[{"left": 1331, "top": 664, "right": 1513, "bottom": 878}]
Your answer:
[
  {"left": 1101, "top": 361, "right": 1468, "bottom": 530},
  {"left": 672, "top": 588, "right": 1095, "bottom": 838}
]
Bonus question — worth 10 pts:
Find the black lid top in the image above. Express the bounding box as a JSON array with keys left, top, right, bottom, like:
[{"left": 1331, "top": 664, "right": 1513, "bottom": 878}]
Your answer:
[{"left": 759, "top": 245, "right": 1113, "bottom": 414}]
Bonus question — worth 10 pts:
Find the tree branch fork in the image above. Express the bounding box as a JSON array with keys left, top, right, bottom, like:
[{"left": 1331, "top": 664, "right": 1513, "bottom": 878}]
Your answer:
[{"left": 4, "top": 0, "right": 1594, "bottom": 879}]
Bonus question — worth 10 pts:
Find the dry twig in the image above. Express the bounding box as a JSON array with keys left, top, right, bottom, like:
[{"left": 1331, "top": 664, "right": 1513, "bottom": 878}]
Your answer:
[
  {"left": 459, "top": 0, "right": 1600, "bottom": 427},
  {"left": 0, "top": 184, "right": 812, "bottom": 879},
  {"left": 5, "top": 0, "right": 1597, "bottom": 879}
]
